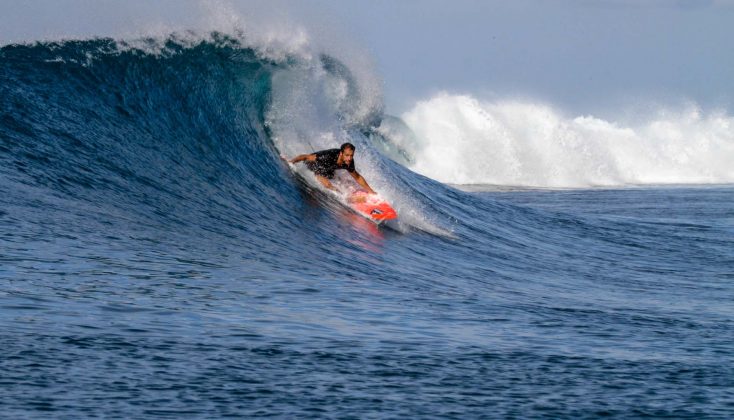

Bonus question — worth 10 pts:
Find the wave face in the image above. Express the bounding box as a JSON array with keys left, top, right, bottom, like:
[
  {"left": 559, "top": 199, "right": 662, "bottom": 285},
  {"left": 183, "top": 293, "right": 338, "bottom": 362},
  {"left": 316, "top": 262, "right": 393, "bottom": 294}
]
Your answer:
[
  {"left": 395, "top": 93, "right": 734, "bottom": 188},
  {"left": 1, "top": 35, "right": 284, "bottom": 231},
  {"left": 2, "top": 36, "right": 734, "bottom": 418}
]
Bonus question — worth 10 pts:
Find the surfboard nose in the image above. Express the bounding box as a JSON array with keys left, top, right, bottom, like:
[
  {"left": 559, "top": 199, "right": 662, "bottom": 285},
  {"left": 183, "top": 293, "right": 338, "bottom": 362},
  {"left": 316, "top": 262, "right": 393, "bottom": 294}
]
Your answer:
[
  {"left": 350, "top": 191, "right": 398, "bottom": 222},
  {"left": 370, "top": 205, "right": 397, "bottom": 221}
]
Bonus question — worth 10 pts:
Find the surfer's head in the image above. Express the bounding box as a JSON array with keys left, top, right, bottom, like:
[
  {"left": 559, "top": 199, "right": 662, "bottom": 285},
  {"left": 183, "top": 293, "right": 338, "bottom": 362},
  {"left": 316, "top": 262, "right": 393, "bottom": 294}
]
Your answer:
[{"left": 339, "top": 142, "right": 355, "bottom": 165}]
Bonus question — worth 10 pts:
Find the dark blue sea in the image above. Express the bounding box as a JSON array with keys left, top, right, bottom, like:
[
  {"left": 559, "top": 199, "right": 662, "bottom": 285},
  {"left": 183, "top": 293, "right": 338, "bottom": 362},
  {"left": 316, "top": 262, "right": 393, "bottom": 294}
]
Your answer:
[{"left": 2, "top": 36, "right": 733, "bottom": 418}]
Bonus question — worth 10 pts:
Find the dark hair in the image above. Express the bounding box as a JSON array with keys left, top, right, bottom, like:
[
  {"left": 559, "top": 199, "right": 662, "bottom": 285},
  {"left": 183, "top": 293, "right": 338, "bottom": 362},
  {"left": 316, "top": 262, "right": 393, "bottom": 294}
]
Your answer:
[{"left": 340, "top": 142, "right": 355, "bottom": 152}]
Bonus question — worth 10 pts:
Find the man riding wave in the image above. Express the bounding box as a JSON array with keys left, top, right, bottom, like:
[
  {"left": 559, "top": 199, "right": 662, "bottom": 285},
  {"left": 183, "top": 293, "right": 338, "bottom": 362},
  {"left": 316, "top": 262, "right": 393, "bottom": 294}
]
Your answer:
[{"left": 287, "top": 142, "right": 376, "bottom": 194}]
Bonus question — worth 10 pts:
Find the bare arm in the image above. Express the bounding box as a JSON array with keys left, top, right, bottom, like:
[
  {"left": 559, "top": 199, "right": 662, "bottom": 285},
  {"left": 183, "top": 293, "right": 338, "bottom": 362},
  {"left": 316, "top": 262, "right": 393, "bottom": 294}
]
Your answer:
[
  {"left": 350, "top": 170, "right": 376, "bottom": 194},
  {"left": 286, "top": 153, "right": 338, "bottom": 192},
  {"left": 289, "top": 154, "right": 316, "bottom": 164}
]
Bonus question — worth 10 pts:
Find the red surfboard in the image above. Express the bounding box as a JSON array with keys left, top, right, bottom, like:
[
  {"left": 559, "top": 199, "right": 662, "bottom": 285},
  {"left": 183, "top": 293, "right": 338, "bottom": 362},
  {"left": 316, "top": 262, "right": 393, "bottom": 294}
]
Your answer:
[
  {"left": 347, "top": 190, "right": 398, "bottom": 223},
  {"left": 283, "top": 156, "right": 397, "bottom": 224}
]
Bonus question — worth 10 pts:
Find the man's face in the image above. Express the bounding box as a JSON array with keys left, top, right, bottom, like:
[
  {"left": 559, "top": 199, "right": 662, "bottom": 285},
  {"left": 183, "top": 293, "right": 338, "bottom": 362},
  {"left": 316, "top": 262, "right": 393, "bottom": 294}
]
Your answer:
[{"left": 341, "top": 148, "right": 354, "bottom": 165}]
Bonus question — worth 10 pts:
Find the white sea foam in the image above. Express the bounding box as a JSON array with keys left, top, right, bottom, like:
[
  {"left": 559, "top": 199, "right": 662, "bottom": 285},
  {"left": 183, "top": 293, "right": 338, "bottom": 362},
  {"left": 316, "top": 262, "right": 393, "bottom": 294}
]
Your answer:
[{"left": 400, "top": 93, "right": 734, "bottom": 188}]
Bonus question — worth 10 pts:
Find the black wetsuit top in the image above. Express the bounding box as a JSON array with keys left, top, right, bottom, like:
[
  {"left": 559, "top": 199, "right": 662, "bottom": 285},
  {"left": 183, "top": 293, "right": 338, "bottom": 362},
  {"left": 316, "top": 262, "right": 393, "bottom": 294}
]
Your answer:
[{"left": 306, "top": 149, "right": 355, "bottom": 179}]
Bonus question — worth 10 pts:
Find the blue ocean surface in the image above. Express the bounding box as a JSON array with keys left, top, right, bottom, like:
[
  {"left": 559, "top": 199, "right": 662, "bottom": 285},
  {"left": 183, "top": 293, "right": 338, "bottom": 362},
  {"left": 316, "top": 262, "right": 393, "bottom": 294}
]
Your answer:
[{"left": 1, "top": 36, "right": 733, "bottom": 418}]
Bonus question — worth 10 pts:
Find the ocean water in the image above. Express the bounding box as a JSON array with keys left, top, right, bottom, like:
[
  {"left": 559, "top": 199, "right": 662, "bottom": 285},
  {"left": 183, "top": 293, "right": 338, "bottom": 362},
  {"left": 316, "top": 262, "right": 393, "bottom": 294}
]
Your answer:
[{"left": 2, "top": 35, "right": 734, "bottom": 418}]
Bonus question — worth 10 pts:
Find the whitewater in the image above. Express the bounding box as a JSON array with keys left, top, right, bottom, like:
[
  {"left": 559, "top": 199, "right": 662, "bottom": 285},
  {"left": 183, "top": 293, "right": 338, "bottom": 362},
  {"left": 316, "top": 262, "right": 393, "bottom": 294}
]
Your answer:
[
  {"left": 2, "top": 6, "right": 733, "bottom": 419},
  {"left": 377, "top": 94, "right": 734, "bottom": 188}
]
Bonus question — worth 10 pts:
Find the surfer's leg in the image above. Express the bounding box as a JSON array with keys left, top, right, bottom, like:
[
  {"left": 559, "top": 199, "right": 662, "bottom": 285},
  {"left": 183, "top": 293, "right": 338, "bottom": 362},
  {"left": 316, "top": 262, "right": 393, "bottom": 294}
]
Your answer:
[{"left": 315, "top": 175, "right": 338, "bottom": 192}]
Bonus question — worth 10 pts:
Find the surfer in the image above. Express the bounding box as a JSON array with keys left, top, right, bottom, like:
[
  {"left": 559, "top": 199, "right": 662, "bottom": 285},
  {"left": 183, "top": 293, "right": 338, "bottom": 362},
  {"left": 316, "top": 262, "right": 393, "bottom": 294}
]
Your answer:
[{"left": 288, "top": 142, "right": 376, "bottom": 194}]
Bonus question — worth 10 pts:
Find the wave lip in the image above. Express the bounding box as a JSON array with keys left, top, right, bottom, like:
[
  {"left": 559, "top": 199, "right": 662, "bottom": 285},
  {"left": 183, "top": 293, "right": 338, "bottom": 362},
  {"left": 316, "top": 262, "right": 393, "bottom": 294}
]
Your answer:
[{"left": 398, "top": 93, "right": 734, "bottom": 188}]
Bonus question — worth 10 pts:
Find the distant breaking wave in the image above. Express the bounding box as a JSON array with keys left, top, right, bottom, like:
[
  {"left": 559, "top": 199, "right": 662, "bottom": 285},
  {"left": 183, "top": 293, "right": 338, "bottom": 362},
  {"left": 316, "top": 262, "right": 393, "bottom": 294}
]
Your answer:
[{"left": 385, "top": 93, "right": 734, "bottom": 188}]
